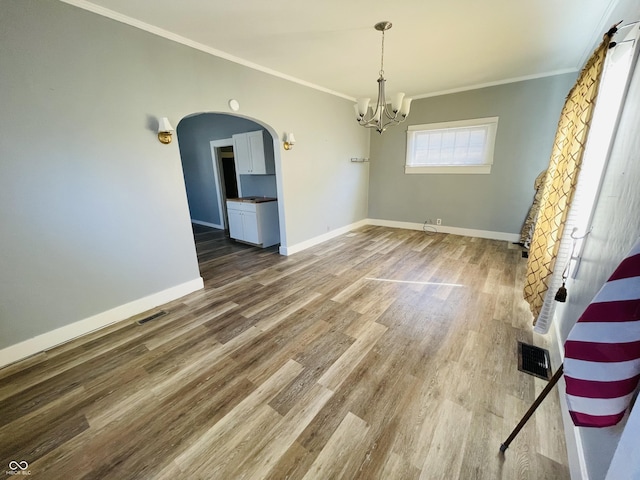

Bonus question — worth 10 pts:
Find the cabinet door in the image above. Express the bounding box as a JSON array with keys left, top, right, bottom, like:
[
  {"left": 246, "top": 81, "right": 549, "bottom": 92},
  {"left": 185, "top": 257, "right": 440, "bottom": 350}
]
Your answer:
[
  {"left": 242, "top": 211, "right": 260, "bottom": 244},
  {"left": 227, "top": 209, "right": 244, "bottom": 240},
  {"left": 233, "top": 133, "right": 253, "bottom": 174},
  {"left": 247, "top": 131, "right": 266, "bottom": 174}
]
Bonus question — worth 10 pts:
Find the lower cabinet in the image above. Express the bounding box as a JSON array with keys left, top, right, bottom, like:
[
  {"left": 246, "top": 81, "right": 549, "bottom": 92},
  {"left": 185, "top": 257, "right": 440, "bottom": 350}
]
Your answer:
[
  {"left": 228, "top": 208, "right": 259, "bottom": 244},
  {"left": 226, "top": 200, "right": 279, "bottom": 247}
]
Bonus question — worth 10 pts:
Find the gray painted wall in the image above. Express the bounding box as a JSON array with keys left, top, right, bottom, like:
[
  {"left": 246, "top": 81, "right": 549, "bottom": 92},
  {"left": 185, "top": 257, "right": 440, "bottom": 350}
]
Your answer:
[
  {"left": 368, "top": 74, "right": 577, "bottom": 234},
  {"left": 177, "top": 114, "right": 276, "bottom": 226},
  {"left": 0, "top": 0, "right": 369, "bottom": 349},
  {"left": 0, "top": 0, "right": 201, "bottom": 348},
  {"left": 239, "top": 175, "right": 277, "bottom": 199},
  {"left": 553, "top": 49, "right": 640, "bottom": 480}
]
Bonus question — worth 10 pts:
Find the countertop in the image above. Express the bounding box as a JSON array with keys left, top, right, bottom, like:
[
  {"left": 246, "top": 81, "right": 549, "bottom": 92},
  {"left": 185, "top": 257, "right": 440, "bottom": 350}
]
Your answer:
[{"left": 227, "top": 196, "right": 277, "bottom": 204}]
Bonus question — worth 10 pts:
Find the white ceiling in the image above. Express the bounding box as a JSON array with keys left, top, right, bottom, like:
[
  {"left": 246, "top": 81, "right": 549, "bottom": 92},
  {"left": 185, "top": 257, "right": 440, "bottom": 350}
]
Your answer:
[{"left": 65, "top": 0, "right": 638, "bottom": 100}]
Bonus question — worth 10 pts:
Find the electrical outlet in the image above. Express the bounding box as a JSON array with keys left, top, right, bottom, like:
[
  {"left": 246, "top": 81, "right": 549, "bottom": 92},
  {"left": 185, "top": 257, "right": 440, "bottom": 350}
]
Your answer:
[{"left": 436, "top": 218, "right": 442, "bottom": 225}]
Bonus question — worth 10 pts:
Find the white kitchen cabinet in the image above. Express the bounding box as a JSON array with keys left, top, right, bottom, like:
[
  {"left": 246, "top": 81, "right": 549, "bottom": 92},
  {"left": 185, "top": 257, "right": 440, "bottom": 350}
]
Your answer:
[
  {"left": 227, "top": 208, "right": 245, "bottom": 242},
  {"left": 232, "top": 130, "right": 275, "bottom": 175},
  {"left": 226, "top": 200, "right": 279, "bottom": 247},
  {"left": 240, "top": 210, "right": 259, "bottom": 244}
]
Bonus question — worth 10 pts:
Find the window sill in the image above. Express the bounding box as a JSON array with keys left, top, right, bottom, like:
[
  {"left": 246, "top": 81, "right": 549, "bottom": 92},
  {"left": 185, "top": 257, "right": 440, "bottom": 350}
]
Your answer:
[{"left": 404, "top": 165, "right": 492, "bottom": 174}]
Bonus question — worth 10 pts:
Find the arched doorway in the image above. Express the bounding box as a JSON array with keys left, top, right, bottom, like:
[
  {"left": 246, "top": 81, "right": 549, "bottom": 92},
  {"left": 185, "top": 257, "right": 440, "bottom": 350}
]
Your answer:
[{"left": 175, "top": 112, "right": 285, "bottom": 267}]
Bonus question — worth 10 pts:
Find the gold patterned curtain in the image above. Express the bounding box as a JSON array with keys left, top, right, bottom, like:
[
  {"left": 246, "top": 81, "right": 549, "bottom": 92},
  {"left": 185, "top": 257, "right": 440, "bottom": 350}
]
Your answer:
[{"left": 524, "top": 30, "right": 614, "bottom": 321}]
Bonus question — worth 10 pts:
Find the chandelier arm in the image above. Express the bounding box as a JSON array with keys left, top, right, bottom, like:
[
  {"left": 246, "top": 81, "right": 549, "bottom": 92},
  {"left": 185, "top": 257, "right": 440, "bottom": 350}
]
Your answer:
[
  {"left": 359, "top": 122, "right": 384, "bottom": 130},
  {"left": 359, "top": 75, "right": 386, "bottom": 124},
  {"left": 378, "top": 76, "right": 400, "bottom": 121},
  {"left": 380, "top": 116, "right": 400, "bottom": 130},
  {"left": 383, "top": 107, "right": 400, "bottom": 120},
  {"left": 375, "top": 75, "right": 386, "bottom": 122}
]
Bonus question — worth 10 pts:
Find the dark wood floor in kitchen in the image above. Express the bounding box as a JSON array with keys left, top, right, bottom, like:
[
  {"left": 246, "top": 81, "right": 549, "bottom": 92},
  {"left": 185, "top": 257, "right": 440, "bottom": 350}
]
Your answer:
[{"left": 0, "top": 226, "right": 570, "bottom": 479}]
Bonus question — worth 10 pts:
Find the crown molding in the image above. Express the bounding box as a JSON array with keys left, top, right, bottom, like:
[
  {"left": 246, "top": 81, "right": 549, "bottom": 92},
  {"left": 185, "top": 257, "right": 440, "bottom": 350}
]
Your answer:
[{"left": 411, "top": 68, "right": 578, "bottom": 100}]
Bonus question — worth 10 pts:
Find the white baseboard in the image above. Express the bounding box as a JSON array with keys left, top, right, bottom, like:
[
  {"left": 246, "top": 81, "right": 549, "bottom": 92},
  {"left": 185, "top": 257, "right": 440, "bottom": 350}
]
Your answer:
[
  {"left": 366, "top": 218, "right": 520, "bottom": 242},
  {"left": 280, "top": 219, "right": 369, "bottom": 256},
  {"left": 191, "top": 219, "right": 223, "bottom": 229},
  {"left": 279, "top": 218, "right": 519, "bottom": 256},
  {"left": 0, "top": 277, "right": 204, "bottom": 368}
]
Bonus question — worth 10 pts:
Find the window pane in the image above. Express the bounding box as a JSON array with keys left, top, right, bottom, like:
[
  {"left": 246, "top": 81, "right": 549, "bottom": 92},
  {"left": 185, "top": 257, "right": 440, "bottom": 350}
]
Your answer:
[
  {"left": 429, "top": 132, "right": 442, "bottom": 149},
  {"left": 469, "top": 130, "right": 486, "bottom": 147},
  {"left": 455, "top": 130, "right": 470, "bottom": 148},
  {"left": 441, "top": 131, "right": 455, "bottom": 148},
  {"left": 467, "top": 146, "right": 484, "bottom": 164}
]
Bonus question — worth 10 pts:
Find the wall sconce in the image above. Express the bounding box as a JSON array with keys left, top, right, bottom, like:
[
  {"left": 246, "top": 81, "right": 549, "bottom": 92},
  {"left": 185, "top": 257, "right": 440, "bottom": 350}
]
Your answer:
[
  {"left": 157, "top": 117, "right": 175, "bottom": 144},
  {"left": 283, "top": 132, "right": 296, "bottom": 150}
]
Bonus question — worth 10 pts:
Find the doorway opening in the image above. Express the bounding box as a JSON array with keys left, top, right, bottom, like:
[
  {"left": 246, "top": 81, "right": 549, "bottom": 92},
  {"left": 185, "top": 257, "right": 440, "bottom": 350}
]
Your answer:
[
  {"left": 219, "top": 146, "right": 238, "bottom": 199},
  {"left": 176, "top": 112, "right": 284, "bottom": 274},
  {"left": 210, "top": 141, "right": 239, "bottom": 230}
]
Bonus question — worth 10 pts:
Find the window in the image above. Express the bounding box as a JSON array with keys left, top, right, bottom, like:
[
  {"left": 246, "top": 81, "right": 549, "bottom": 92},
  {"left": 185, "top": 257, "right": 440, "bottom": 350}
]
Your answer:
[{"left": 405, "top": 117, "right": 499, "bottom": 174}]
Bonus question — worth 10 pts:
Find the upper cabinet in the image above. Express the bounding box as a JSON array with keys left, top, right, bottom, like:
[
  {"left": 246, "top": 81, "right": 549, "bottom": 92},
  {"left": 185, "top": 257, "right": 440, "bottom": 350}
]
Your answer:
[{"left": 232, "top": 130, "right": 275, "bottom": 175}]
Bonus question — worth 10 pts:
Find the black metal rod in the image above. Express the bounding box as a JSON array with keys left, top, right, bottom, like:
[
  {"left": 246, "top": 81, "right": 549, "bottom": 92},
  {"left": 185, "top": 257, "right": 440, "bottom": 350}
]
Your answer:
[
  {"left": 500, "top": 364, "right": 564, "bottom": 453},
  {"left": 618, "top": 21, "right": 639, "bottom": 30}
]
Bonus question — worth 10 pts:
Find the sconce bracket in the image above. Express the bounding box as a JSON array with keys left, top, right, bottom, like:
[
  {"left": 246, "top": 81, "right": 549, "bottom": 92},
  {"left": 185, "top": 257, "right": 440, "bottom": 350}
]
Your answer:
[{"left": 158, "top": 132, "right": 172, "bottom": 144}]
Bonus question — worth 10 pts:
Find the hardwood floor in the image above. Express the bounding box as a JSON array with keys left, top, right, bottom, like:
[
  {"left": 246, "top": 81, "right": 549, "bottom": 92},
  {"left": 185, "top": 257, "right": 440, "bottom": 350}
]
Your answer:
[{"left": 0, "top": 226, "right": 570, "bottom": 479}]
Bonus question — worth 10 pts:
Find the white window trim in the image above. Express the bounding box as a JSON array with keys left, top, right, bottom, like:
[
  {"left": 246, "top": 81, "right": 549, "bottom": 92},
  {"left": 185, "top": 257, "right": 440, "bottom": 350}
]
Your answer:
[{"left": 405, "top": 116, "right": 499, "bottom": 175}]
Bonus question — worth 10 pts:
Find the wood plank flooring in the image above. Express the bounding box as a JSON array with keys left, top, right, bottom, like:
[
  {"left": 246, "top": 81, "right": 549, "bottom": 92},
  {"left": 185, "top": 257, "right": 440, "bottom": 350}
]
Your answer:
[{"left": 0, "top": 226, "right": 570, "bottom": 479}]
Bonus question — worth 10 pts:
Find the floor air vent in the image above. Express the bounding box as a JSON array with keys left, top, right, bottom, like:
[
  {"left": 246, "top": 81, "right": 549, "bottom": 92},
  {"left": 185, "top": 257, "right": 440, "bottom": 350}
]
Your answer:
[
  {"left": 517, "top": 341, "right": 552, "bottom": 380},
  {"left": 137, "top": 310, "right": 168, "bottom": 325}
]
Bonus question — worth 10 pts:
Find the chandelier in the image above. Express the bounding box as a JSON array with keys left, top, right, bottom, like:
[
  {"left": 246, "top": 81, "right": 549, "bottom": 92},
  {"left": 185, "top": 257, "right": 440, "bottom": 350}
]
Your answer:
[{"left": 354, "top": 21, "right": 412, "bottom": 134}]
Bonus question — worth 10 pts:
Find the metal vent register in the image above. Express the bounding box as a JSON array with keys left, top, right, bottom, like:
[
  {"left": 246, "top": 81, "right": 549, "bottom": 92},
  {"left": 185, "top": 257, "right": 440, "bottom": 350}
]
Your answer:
[
  {"left": 517, "top": 342, "right": 552, "bottom": 380},
  {"left": 137, "top": 310, "right": 168, "bottom": 325}
]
